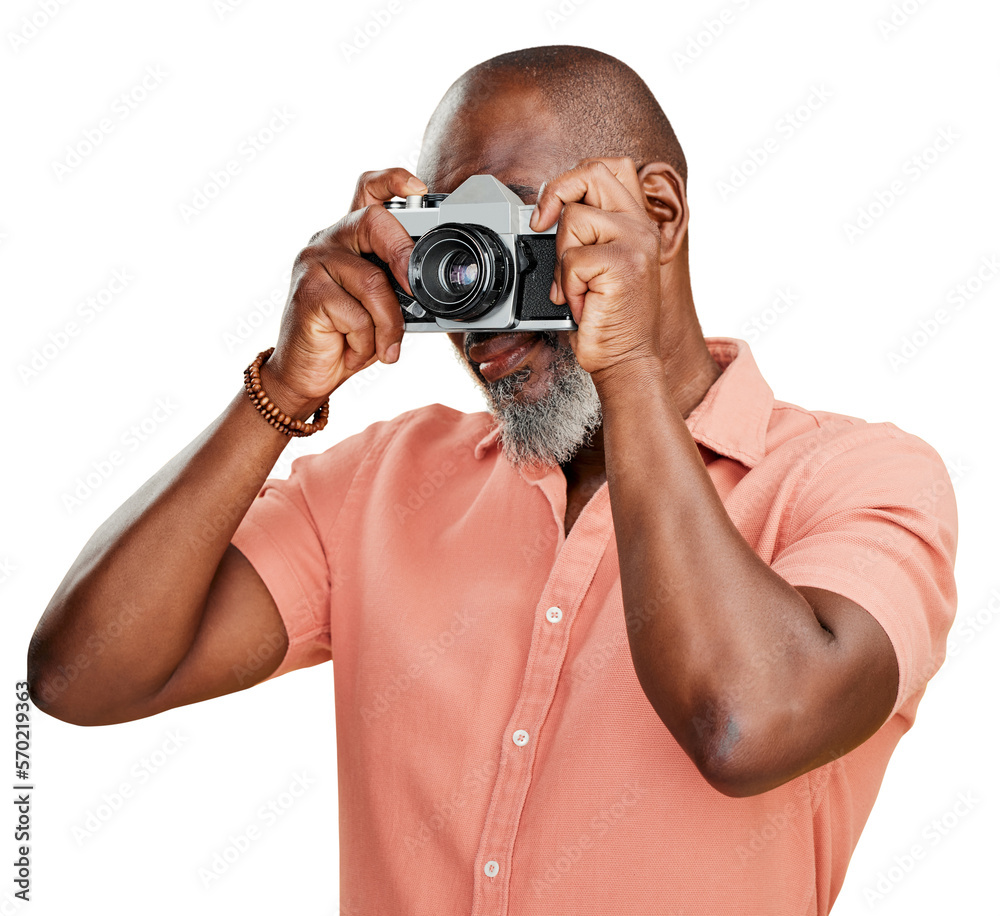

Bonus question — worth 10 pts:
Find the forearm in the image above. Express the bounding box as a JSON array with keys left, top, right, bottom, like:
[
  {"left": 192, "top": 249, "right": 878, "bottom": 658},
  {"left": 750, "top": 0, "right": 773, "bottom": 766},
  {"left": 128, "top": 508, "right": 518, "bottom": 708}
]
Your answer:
[
  {"left": 593, "top": 357, "right": 834, "bottom": 788},
  {"left": 28, "top": 370, "right": 318, "bottom": 720}
]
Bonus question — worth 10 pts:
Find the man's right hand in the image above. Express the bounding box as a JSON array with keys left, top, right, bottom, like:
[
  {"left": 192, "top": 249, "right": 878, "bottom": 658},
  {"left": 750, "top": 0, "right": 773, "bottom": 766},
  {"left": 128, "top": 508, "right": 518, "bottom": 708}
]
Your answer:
[{"left": 260, "top": 168, "right": 428, "bottom": 418}]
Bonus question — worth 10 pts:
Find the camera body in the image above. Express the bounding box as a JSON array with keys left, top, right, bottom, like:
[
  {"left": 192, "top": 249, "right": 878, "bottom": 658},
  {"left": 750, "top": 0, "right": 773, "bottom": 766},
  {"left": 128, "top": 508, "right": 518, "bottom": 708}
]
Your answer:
[{"left": 362, "top": 174, "right": 575, "bottom": 332}]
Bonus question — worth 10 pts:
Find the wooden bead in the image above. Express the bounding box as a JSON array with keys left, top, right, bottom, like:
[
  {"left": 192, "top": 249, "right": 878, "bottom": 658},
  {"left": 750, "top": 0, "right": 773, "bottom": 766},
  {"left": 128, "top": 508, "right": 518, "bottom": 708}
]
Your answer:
[{"left": 243, "top": 347, "right": 328, "bottom": 438}]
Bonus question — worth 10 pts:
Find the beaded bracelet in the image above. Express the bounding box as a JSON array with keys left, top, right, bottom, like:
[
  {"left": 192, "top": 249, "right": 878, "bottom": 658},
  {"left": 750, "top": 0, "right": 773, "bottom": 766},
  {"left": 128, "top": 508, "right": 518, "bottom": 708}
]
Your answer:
[{"left": 243, "top": 348, "right": 329, "bottom": 437}]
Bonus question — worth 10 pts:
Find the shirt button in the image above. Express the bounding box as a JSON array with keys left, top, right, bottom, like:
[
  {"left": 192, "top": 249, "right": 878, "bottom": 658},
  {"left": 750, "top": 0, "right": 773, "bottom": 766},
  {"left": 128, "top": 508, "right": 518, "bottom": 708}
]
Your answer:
[
  {"left": 545, "top": 606, "right": 563, "bottom": 623},
  {"left": 512, "top": 729, "right": 530, "bottom": 746},
  {"left": 484, "top": 860, "right": 500, "bottom": 878}
]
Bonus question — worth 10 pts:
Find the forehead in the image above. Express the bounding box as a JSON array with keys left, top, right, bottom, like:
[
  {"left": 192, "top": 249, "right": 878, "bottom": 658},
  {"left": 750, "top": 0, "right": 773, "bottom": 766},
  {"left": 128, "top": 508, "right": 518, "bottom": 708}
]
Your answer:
[{"left": 420, "top": 85, "right": 580, "bottom": 202}]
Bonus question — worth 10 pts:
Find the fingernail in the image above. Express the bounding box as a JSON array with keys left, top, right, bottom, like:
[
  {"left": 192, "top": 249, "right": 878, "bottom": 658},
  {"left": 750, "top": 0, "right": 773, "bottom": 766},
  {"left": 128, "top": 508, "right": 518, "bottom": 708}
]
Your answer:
[
  {"left": 406, "top": 177, "right": 427, "bottom": 194},
  {"left": 385, "top": 341, "right": 401, "bottom": 363},
  {"left": 549, "top": 280, "right": 558, "bottom": 302},
  {"left": 530, "top": 206, "right": 541, "bottom": 230}
]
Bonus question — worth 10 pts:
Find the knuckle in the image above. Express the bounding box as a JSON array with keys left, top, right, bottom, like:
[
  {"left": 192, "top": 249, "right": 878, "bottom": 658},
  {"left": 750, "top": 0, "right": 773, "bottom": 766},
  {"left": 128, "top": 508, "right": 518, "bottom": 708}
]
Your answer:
[
  {"left": 344, "top": 303, "right": 374, "bottom": 334},
  {"left": 387, "top": 237, "right": 413, "bottom": 268},
  {"left": 622, "top": 242, "right": 646, "bottom": 267},
  {"left": 610, "top": 247, "right": 633, "bottom": 273},
  {"left": 362, "top": 201, "right": 386, "bottom": 222},
  {"left": 293, "top": 244, "right": 321, "bottom": 271},
  {"left": 641, "top": 219, "right": 661, "bottom": 246},
  {"left": 561, "top": 246, "right": 582, "bottom": 270},
  {"left": 293, "top": 265, "right": 329, "bottom": 305},
  {"left": 359, "top": 203, "right": 386, "bottom": 228},
  {"left": 354, "top": 263, "right": 391, "bottom": 299},
  {"left": 355, "top": 170, "right": 377, "bottom": 192},
  {"left": 307, "top": 228, "right": 328, "bottom": 246},
  {"left": 329, "top": 299, "right": 374, "bottom": 343}
]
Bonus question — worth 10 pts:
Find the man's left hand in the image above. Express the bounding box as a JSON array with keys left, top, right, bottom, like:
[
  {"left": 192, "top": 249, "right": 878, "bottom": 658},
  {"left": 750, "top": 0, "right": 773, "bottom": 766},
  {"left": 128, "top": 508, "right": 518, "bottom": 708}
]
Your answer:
[{"left": 529, "top": 157, "right": 663, "bottom": 378}]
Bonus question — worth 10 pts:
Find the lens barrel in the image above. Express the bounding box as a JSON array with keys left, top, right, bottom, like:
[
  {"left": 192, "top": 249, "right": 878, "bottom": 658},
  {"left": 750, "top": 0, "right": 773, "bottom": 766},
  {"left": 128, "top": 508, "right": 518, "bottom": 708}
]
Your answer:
[{"left": 408, "top": 223, "right": 513, "bottom": 320}]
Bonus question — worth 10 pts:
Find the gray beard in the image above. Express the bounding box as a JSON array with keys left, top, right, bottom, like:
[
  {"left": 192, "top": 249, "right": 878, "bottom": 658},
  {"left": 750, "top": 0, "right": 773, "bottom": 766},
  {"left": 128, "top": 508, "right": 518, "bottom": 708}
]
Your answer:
[{"left": 459, "top": 331, "right": 603, "bottom": 469}]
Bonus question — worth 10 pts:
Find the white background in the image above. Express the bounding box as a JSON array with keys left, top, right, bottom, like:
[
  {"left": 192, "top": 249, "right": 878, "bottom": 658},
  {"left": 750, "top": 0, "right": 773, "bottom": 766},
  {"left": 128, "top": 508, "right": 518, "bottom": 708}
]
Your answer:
[{"left": 2, "top": 0, "right": 998, "bottom": 913}]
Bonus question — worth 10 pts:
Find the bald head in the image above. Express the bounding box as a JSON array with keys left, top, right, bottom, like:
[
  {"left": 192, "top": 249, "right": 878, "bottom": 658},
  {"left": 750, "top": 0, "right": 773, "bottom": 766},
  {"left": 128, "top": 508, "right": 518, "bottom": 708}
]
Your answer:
[{"left": 418, "top": 45, "right": 687, "bottom": 190}]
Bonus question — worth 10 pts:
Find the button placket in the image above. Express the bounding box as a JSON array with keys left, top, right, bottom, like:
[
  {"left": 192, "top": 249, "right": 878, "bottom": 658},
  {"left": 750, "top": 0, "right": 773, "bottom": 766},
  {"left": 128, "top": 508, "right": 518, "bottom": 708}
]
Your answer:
[{"left": 470, "top": 488, "right": 613, "bottom": 916}]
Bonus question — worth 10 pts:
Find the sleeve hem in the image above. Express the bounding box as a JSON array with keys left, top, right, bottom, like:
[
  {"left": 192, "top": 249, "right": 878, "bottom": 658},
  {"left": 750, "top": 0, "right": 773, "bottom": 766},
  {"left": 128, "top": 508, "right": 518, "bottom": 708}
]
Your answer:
[
  {"left": 774, "top": 564, "right": 920, "bottom": 721},
  {"left": 231, "top": 513, "right": 331, "bottom": 681}
]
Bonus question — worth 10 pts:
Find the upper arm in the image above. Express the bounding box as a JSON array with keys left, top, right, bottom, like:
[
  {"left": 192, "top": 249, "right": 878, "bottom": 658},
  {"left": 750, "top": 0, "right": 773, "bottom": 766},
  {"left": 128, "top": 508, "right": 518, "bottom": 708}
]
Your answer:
[
  {"left": 719, "top": 428, "right": 958, "bottom": 796},
  {"left": 122, "top": 544, "right": 289, "bottom": 721}
]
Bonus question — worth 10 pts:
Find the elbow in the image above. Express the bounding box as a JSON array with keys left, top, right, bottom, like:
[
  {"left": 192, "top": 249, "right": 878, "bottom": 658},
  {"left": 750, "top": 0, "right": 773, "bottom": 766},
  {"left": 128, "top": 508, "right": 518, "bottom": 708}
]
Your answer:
[
  {"left": 26, "top": 605, "right": 75, "bottom": 722},
  {"left": 27, "top": 632, "right": 165, "bottom": 727},
  {"left": 634, "top": 671, "right": 771, "bottom": 797},
  {"left": 688, "top": 717, "right": 768, "bottom": 798},
  {"left": 26, "top": 632, "right": 61, "bottom": 717},
  {"left": 27, "top": 629, "right": 108, "bottom": 727},
  {"left": 693, "top": 749, "right": 781, "bottom": 799},
  {"left": 26, "top": 652, "right": 85, "bottom": 725},
  {"left": 27, "top": 672, "right": 121, "bottom": 727},
  {"left": 632, "top": 652, "right": 816, "bottom": 798},
  {"left": 672, "top": 696, "right": 794, "bottom": 798}
]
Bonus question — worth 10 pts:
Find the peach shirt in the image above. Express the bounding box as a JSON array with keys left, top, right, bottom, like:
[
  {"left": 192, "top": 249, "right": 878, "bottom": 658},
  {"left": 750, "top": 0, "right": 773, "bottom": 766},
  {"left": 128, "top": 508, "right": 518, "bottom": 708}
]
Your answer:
[{"left": 231, "top": 338, "right": 958, "bottom": 915}]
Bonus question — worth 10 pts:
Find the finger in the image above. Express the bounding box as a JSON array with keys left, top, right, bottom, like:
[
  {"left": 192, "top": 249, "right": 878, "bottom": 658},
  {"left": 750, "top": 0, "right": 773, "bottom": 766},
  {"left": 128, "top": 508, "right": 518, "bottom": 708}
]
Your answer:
[
  {"left": 321, "top": 248, "right": 405, "bottom": 363},
  {"left": 555, "top": 201, "right": 641, "bottom": 251},
  {"left": 549, "top": 203, "right": 647, "bottom": 304},
  {"left": 325, "top": 294, "right": 377, "bottom": 373},
  {"left": 350, "top": 168, "right": 427, "bottom": 211},
  {"left": 579, "top": 157, "right": 645, "bottom": 204},
  {"left": 291, "top": 263, "right": 380, "bottom": 372},
  {"left": 342, "top": 204, "right": 419, "bottom": 298},
  {"left": 557, "top": 244, "right": 619, "bottom": 323},
  {"left": 531, "top": 158, "right": 644, "bottom": 231}
]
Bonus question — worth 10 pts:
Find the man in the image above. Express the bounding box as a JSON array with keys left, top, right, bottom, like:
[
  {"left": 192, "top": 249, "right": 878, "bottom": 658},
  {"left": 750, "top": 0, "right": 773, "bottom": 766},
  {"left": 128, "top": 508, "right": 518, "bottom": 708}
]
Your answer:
[{"left": 28, "top": 45, "right": 957, "bottom": 915}]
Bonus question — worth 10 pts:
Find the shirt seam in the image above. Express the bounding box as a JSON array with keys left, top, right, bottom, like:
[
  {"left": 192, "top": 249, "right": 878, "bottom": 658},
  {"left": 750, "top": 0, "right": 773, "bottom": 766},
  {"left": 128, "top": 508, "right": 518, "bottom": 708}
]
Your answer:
[
  {"left": 236, "top": 511, "right": 332, "bottom": 639},
  {"left": 776, "top": 562, "right": 907, "bottom": 718},
  {"left": 778, "top": 421, "right": 907, "bottom": 551},
  {"left": 317, "top": 411, "right": 422, "bottom": 549}
]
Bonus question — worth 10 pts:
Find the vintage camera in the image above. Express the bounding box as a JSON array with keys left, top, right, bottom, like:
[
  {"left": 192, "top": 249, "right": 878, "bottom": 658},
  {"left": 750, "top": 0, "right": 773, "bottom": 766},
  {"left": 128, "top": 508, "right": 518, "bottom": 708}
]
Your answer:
[{"left": 362, "top": 174, "right": 575, "bottom": 332}]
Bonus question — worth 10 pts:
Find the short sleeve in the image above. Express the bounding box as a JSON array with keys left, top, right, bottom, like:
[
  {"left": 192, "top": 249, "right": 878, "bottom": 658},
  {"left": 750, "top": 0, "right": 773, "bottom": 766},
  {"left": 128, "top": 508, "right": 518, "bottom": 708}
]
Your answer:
[
  {"left": 231, "top": 427, "right": 378, "bottom": 682},
  {"left": 769, "top": 424, "right": 958, "bottom": 723}
]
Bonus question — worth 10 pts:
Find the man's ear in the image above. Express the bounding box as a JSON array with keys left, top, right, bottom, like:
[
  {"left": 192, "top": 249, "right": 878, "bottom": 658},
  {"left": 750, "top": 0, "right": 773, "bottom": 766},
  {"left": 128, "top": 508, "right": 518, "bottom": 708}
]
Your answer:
[{"left": 638, "top": 161, "right": 688, "bottom": 263}]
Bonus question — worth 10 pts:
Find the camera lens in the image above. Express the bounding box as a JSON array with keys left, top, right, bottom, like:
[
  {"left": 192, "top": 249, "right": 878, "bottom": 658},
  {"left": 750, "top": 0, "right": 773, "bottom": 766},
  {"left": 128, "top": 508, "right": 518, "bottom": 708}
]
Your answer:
[
  {"left": 409, "top": 223, "right": 513, "bottom": 320},
  {"left": 441, "top": 251, "right": 479, "bottom": 295}
]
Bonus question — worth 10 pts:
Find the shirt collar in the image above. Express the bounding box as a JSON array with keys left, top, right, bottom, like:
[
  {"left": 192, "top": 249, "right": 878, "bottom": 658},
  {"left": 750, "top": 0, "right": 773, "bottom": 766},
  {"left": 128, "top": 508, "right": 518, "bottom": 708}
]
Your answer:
[
  {"left": 684, "top": 337, "right": 773, "bottom": 468},
  {"left": 473, "top": 337, "right": 773, "bottom": 470},
  {"left": 473, "top": 424, "right": 502, "bottom": 460}
]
